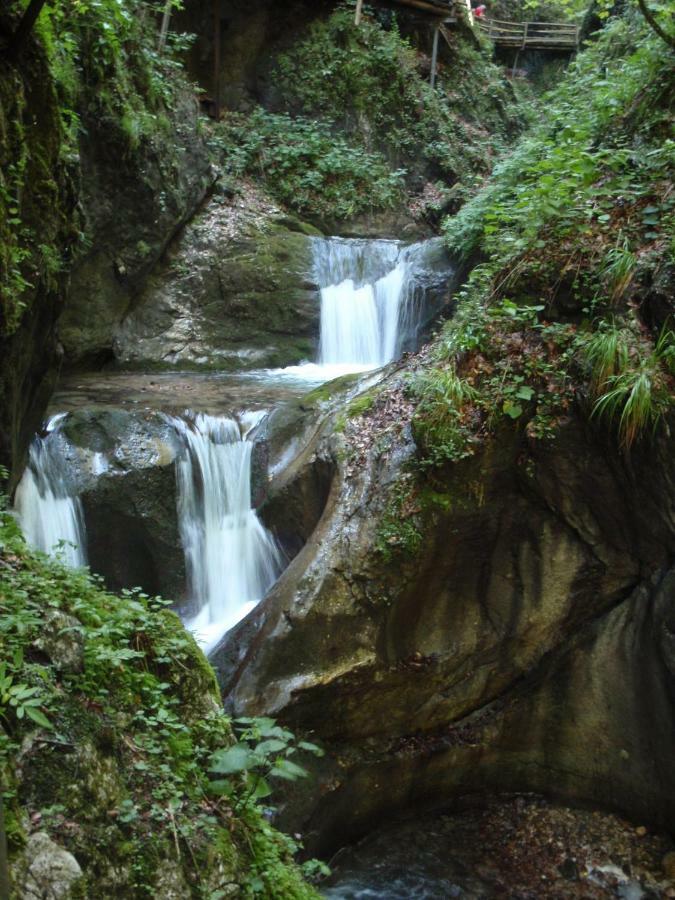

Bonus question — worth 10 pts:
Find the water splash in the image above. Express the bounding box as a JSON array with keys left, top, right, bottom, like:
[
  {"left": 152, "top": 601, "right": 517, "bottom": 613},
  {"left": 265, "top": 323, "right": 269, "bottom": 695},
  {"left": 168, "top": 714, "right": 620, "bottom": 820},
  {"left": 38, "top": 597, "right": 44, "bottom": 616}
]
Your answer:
[
  {"left": 14, "top": 414, "right": 87, "bottom": 568},
  {"left": 171, "top": 413, "right": 282, "bottom": 654}
]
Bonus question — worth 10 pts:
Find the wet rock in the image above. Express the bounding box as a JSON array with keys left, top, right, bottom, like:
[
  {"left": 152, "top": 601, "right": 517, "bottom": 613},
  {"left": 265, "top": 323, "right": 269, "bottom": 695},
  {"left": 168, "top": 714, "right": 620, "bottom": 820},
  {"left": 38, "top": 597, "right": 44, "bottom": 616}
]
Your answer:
[
  {"left": 215, "top": 377, "right": 675, "bottom": 853},
  {"left": 18, "top": 832, "right": 82, "bottom": 900}
]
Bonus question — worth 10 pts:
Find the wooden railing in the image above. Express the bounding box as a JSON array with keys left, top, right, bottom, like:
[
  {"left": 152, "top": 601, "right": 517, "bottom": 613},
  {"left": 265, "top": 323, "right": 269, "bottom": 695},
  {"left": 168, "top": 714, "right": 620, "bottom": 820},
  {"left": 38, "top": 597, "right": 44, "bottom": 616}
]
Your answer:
[{"left": 477, "top": 17, "right": 579, "bottom": 49}]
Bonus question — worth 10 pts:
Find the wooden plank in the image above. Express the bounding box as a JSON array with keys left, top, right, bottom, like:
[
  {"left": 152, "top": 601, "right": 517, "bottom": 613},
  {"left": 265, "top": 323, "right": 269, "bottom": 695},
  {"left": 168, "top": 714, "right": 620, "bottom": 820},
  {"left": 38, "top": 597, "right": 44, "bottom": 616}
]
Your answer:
[
  {"left": 430, "top": 25, "right": 440, "bottom": 87},
  {"left": 158, "top": 0, "right": 173, "bottom": 51}
]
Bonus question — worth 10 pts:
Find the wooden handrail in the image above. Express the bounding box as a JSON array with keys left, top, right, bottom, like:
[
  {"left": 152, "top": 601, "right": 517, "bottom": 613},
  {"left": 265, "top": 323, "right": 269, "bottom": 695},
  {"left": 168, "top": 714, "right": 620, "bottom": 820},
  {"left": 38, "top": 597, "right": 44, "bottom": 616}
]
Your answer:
[{"left": 476, "top": 17, "right": 578, "bottom": 48}]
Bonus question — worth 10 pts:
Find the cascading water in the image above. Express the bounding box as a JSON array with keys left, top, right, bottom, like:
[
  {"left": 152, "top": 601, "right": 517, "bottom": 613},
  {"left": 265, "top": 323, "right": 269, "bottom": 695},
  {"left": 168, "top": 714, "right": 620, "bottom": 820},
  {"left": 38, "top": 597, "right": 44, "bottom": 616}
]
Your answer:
[
  {"left": 314, "top": 238, "right": 414, "bottom": 372},
  {"left": 14, "top": 414, "right": 87, "bottom": 568},
  {"left": 171, "top": 412, "right": 282, "bottom": 654}
]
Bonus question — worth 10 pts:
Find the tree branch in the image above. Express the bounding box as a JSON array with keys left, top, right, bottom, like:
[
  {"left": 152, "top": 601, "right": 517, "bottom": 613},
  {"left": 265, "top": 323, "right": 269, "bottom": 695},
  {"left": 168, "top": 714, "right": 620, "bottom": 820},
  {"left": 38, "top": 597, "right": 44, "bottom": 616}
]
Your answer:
[{"left": 634, "top": 0, "right": 675, "bottom": 49}]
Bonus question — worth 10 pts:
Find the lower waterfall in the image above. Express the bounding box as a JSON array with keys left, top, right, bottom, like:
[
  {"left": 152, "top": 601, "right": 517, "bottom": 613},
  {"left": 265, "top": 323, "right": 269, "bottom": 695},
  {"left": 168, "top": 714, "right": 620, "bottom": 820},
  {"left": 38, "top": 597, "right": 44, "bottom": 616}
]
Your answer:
[
  {"left": 171, "top": 413, "right": 282, "bottom": 654},
  {"left": 14, "top": 414, "right": 87, "bottom": 568}
]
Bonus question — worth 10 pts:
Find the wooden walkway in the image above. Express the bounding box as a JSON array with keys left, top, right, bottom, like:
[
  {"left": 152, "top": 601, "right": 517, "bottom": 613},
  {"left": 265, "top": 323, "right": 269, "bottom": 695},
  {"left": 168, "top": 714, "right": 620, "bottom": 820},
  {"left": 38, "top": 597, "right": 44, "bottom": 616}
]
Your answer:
[{"left": 476, "top": 18, "right": 579, "bottom": 50}]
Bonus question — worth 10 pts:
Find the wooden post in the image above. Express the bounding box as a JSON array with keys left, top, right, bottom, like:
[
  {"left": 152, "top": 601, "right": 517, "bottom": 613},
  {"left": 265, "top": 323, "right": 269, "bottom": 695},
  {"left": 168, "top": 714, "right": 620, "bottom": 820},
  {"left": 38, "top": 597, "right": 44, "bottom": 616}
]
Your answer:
[
  {"left": 157, "top": 0, "right": 173, "bottom": 52},
  {"left": 522, "top": 21, "right": 528, "bottom": 49},
  {"left": 213, "top": 0, "right": 221, "bottom": 120},
  {"left": 8, "top": 0, "right": 48, "bottom": 60},
  {"left": 354, "top": 0, "right": 364, "bottom": 25},
  {"left": 430, "top": 25, "right": 440, "bottom": 88}
]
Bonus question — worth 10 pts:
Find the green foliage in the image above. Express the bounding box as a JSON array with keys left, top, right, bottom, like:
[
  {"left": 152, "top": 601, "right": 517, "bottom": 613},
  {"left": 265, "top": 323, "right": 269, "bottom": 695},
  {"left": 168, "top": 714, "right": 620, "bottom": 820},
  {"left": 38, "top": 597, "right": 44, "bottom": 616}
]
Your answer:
[
  {"left": 274, "top": 9, "right": 520, "bottom": 188},
  {"left": 443, "top": 14, "right": 674, "bottom": 262},
  {"left": 214, "top": 7, "right": 522, "bottom": 223},
  {"left": 426, "top": 9, "right": 675, "bottom": 457},
  {"left": 0, "top": 507, "right": 319, "bottom": 897},
  {"left": 583, "top": 320, "right": 631, "bottom": 393},
  {"left": 599, "top": 238, "right": 637, "bottom": 305},
  {"left": 209, "top": 717, "right": 323, "bottom": 809},
  {"left": 1, "top": 0, "right": 191, "bottom": 336},
  {"left": 212, "top": 110, "right": 405, "bottom": 221},
  {"left": 409, "top": 366, "right": 479, "bottom": 464},
  {"left": 582, "top": 322, "right": 674, "bottom": 448},
  {"left": 0, "top": 652, "right": 53, "bottom": 730}
]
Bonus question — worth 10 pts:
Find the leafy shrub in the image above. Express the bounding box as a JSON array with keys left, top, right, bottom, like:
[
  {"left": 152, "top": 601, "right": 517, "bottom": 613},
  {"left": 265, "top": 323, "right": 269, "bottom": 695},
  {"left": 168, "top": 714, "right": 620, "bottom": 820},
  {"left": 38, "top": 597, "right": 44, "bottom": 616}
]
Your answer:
[
  {"left": 0, "top": 504, "right": 319, "bottom": 896},
  {"left": 273, "top": 8, "right": 520, "bottom": 188},
  {"left": 213, "top": 109, "right": 405, "bottom": 220}
]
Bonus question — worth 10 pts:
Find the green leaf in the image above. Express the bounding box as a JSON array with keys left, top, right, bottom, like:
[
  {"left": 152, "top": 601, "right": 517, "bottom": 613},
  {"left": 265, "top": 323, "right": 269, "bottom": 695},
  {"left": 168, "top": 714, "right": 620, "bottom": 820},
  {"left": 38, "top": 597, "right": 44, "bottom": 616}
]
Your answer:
[
  {"left": 298, "top": 741, "right": 324, "bottom": 757},
  {"left": 209, "top": 744, "right": 257, "bottom": 775},
  {"left": 515, "top": 386, "right": 535, "bottom": 401},
  {"left": 246, "top": 774, "right": 272, "bottom": 799},
  {"left": 25, "top": 707, "right": 53, "bottom": 729},
  {"left": 207, "top": 779, "right": 235, "bottom": 798},
  {"left": 270, "top": 758, "right": 308, "bottom": 781},
  {"left": 255, "top": 739, "right": 287, "bottom": 756},
  {"left": 503, "top": 401, "right": 523, "bottom": 419}
]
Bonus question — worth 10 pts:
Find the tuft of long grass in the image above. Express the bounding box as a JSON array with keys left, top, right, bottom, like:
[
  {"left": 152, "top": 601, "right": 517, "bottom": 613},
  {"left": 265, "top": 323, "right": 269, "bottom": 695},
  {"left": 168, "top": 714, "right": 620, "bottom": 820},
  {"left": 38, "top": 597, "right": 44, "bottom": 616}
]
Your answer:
[
  {"left": 584, "top": 321, "right": 630, "bottom": 394},
  {"left": 592, "top": 367, "right": 660, "bottom": 448},
  {"left": 590, "top": 324, "right": 674, "bottom": 448},
  {"left": 410, "top": 367, "right": 478, "bottom": 412},
  {"left": 601, "top": 238, "right": 636, "bottom": 304}
]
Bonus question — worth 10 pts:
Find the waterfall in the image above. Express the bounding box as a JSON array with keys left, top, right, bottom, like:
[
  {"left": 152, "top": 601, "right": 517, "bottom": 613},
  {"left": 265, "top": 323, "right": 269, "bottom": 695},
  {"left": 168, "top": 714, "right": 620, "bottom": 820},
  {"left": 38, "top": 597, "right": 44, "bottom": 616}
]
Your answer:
[
  {"left": 314, "top": 238, "right": 413, "bottom": 371},
  {"left": 14, "top": 414, "right": 87, "bottom": 568},
  {"left": 171, "top": 413, "right": 282, "bottom": 654}
]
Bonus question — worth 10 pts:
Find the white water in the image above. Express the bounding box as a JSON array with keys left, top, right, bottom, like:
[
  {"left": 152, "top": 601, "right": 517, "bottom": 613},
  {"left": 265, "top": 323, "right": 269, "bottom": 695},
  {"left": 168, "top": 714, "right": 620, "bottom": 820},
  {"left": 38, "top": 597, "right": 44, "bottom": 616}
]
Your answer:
[
  {"left": 171, "top": 413, "right": 282, "bottom": 655},
  {"left": 14, "top": 414, "right": 87, "bottom": 568},
  {"left": 315, "top": 238, "right": 413, "bottom": 371}
]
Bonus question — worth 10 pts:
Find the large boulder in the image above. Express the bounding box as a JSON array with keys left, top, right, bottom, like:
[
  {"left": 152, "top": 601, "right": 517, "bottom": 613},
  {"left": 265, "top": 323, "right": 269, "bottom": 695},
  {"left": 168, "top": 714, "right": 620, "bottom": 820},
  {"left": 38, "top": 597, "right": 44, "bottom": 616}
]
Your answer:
[
  {"left": 213, "top": 378, "right": 675, "bottom": 852},
  {"left": 113, "top": 195, "right": 320, "bottom": 371},
  {"left": 61, "top": 409, "right": 186, "bottom": 604}
]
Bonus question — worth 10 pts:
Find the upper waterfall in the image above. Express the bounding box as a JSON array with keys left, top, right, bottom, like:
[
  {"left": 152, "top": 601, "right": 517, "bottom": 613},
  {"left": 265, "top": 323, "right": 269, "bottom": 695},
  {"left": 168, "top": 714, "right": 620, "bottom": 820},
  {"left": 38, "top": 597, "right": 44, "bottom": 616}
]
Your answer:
[
  {"left": 14, "top": 414, "right": 87, "bottom": 568},
  {"left": 171, "top": 412, "right": 282, "bottom": 655},
  {"left": 313, "top": 238, "right": 415, "bottom": 371}
]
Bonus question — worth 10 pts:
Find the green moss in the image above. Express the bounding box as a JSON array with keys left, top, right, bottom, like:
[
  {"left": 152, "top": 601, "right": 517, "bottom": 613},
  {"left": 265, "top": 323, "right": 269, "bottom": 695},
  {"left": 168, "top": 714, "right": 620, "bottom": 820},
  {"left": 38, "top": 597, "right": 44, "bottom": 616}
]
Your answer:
[
  {"left": 347, "top": 393, "right": 375, "bottom": 418},
  {"left": 375, "top": 474, "right": 423, "bottom": 563}
]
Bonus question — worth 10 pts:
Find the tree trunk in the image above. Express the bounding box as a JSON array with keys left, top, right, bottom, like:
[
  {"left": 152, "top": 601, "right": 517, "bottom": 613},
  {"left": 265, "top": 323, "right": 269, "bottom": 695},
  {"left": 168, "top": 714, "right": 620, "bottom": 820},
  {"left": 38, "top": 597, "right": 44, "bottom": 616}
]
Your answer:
[{"left": 9, "top": 0, "right": 49, "bottom": 59}]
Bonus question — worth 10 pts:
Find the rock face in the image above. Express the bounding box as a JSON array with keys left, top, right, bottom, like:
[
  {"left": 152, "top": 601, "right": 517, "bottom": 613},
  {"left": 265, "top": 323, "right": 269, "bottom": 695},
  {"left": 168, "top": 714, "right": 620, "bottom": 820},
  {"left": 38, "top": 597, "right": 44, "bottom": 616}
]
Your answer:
[
  {"left": 214, "top": 384, "right": 675, "bottom": 852},
  {"left": 113, "top": 191, "right": 319, "bottom": 371},
  {"left": 58, "top": 87, "right": 214, "bottom": 367},
  {"left": 0, "top": 23, "right": 78, "bottom": 484}
]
